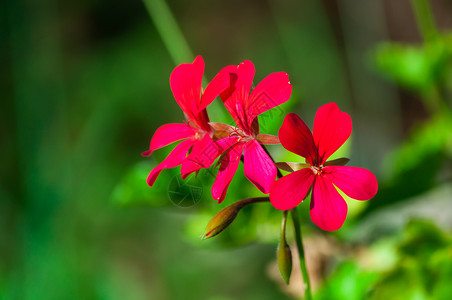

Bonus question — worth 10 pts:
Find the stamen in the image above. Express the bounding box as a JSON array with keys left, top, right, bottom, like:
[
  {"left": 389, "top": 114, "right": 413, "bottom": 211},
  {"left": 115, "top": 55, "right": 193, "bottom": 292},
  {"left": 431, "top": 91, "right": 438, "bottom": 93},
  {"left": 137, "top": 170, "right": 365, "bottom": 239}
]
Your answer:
[{"left": 310, "top": 165, "right": 323, "bottom": 175}]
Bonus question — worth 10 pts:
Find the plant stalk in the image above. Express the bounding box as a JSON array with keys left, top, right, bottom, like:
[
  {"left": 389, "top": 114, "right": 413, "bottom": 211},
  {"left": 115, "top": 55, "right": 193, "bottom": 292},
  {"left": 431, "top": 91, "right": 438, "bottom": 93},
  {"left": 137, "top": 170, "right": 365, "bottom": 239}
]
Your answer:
[
  {"left": 291, "top": 207, "right": 312, "bottom": 300},
  {"left": 262, "top": 145, "right": 312, "bottom": 299},
  {"left": 411, "top": 0, "right": 439, "bottom": 43},
  {"left": 142, "top": 0, "right": 193, "bottom": 64}
]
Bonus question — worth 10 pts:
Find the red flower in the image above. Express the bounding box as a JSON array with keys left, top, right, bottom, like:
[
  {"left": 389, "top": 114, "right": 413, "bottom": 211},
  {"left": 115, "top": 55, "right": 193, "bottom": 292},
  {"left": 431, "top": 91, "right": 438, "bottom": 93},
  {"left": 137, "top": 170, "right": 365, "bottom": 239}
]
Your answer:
[
  {"left": 269, "top": 103, "right": 378, "bottom": 231},
  {"left": 143, "top": 56, "right": 230, "bottom": 186},
  {"left": 210, "top": 61, "right": 292, "bottom": 203}
]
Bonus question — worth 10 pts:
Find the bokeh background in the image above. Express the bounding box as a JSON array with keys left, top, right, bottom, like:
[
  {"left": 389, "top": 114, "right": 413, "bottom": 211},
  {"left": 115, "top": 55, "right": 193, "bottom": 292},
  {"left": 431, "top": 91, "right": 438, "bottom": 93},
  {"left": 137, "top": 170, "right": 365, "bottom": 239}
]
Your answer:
[{"left": 1, "top": 0, "right": 452, "bottom": 299}]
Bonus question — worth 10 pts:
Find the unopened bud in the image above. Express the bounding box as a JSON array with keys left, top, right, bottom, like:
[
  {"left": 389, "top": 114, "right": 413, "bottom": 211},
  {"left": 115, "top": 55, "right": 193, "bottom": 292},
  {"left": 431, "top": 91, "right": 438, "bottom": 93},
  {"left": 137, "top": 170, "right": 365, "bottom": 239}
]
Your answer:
[
  {"left": 202, "top": 197, "right": 269, "bottom": 240},
  {"left": 278, "top": 242, "right": 292, "bottom": 285},
  {"left": 277, "top": 211, "right": 292, "bottom": 284},
  {"left": 202, "top": 204, "right": 239, "bottom": 240}
]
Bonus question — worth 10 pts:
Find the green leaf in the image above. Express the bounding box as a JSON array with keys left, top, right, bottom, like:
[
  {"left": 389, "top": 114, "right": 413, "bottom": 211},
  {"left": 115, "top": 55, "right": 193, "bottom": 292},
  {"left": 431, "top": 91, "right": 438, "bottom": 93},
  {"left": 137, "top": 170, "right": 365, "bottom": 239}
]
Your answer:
[
  {"left": 372, "top": 37, "right": 452, "bottom": 93},
  {"left": 315, "top": 262, "right": 379, "bottom": 300},
  {"left": 362, "top": 112, "right": 452, "bottom": 215},
  {"left": 373, "top": 43, "right": 432, "bottom": 91}
]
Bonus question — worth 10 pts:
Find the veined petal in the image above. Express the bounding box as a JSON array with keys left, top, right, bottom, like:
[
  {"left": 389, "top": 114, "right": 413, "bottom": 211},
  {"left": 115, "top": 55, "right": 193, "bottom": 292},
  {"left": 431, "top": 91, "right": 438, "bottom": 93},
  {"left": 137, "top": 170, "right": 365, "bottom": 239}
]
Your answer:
[
  {"left": 269, "top": 168, "right": 315, "bottom": 210},
  {"left": 313, "top": 103, "right": 352, "bottom": 165},
  {"left": 170, "top": 56, "right": 204, "bottom": 121},
  {"left": 310, "top": 175, "right": 348, "bottom": 231},
  {"left": 142, "top": 123, "right": 196, "bottom": 156},
  {"left": 147, "top": 139, "right": 195, "bottom": 187},
  {"left": 199, "top": 66, "right": 231, "bottom": 112},
  {"left": 243, "top": 139, "right": 277, "bottom": 193},
  {"left": 323, "top": 166, "right": 378, "bottom": 200},
  {"left": 279, "top": 113, "right": 317, "bottom": 165},
  {"left": 212, "top": 136, "right": 242, "bottom": 170},
  {"left": 215, "top": 135, "right": 241, "bottom": 153},
  {"left": 220, "top": 61, "right": 255, "bottom": 131},
  {"left": 193, "top": 109, "right": 211, "bottom": 133},
  {"left": 212, "top": 143, "right": 244, "bottom": 203},
  {"left": 247, "top": 72, "right": 292, "bottom": 130},
  {"left": 181, "top": 134, "right": 221, "bottom": 179}
]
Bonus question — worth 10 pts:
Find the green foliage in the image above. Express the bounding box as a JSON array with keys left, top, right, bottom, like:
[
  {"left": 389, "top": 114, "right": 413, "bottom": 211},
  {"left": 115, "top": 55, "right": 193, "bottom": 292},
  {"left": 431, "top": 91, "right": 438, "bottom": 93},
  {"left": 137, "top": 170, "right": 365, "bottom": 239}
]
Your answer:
[
  {"left": 316, "top": 220, "right": 452, "bottom": 300},
  {"left": 369, "top": 220, "right": 452, "bottom": 300},
  {"left": 372, "top": 35, "right": 452, "bottom": 94},
  {"left": 112, "top": 161, "right": 169, "bottom": 207},
  {"left": 384, "top": 112, "right": 452, "bottom": 180},
  {"left": 315, "top": 262, "right": 379, "bottom": 300},
  {"left": 4, "top": 0, "right": 452, "bottom": 298},
  {"left": 363, "top": 111, "right": 452, "bottom": 215}
]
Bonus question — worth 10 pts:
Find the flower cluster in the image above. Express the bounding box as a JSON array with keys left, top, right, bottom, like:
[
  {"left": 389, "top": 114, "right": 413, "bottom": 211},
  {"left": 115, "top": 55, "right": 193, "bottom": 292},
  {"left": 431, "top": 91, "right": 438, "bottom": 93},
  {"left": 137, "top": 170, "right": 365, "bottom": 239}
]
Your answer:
[{"left": 144, "top": 56, "right": 378, "bottom": 231}]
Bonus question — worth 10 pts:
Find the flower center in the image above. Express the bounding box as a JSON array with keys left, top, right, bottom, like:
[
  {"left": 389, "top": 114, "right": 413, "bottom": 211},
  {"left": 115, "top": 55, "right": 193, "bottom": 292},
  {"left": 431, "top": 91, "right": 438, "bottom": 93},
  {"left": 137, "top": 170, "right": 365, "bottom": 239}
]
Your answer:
[
  {"left": 310, "top": 165, "right": 323, "bottom": 175},
  {"left": 229, "top": 127, "right": 252, "bottom": 142},
  {"left": 194, "top": 131, "right": 206, "bottom": 140}
]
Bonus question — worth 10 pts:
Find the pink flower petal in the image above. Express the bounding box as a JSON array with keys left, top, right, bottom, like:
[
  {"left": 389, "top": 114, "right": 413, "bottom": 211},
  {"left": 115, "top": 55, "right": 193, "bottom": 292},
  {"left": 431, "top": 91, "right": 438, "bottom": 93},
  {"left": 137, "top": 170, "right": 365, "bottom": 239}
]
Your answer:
[
  {"left": 323, "top": 166, "right": 378, "bottom": 200},
  {"left": 247, "top": 72, "right": 292, "bottom": 130},
  {"left": 170, "top": 56, "right": 204, "bottom": 124},
  {"left": 199, "top": 66, "right": 232, "bottom": 112},
  {"left": 215, "top": 135, "right": 241, "bottom": 153},
  {"left": 269, "top": 168, "right": 315, "bottom": 210},
  {"left": 279, "top": 113, "right": 318, "bottom": 165},
  {"left": 212, "top": 143, "right": 244, "bottom": 203},
  {"left": 193, "top": 109, "right": 212, "bottom": 133},
  {"left": 243, "top": 139, "right": 277, "bottom": 193},
  {"left": 181, "top": 134, "right": 221, "bottom": 179},
  {"left": 310, "top": 175, "right": 348, "bottom": 231},
  {"left": 313, "top": 103, "right": 352, "bottom": 165},
  {"left": 142, "top": 123, "right": 196, "bottom": 156},
  {"left": 220, "top": 61, "right": 255, "bottom": 132},
  {"left": 147, "top": 139, "right": 195, "bottom": 187}
]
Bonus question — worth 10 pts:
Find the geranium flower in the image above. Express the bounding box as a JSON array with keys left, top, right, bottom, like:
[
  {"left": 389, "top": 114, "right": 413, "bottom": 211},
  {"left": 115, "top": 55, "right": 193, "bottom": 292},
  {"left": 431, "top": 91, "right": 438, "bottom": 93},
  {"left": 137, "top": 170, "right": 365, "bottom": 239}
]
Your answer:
[
  {"left": 209, "top": 61, "right": 292, "bottom": 203},
  {"left": 143, "top": 56, "right": 230, "bottom": 186},
  {"left": 269, "top": 103, "right": 378, "bottom": 231}
]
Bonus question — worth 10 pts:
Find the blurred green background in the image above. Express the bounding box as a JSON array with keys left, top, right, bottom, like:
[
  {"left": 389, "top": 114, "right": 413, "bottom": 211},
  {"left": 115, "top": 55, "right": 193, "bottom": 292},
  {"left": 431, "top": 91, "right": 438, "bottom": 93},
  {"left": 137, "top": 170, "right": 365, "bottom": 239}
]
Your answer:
[{"left": 1, "top": 0, "right": 452, "bottom": 299}]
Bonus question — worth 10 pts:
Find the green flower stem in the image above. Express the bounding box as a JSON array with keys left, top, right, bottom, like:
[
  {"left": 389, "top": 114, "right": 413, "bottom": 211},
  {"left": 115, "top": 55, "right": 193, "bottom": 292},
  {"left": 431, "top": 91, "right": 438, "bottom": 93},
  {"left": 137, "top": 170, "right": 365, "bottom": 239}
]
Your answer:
[
  {"left": 236, "top": 196, "right": 270, "bottom": 206},
  {"left": 262, "top": 145, "right": 312, "bottom": 299},
  {"left": 290, "top": 207, "right": 312, "bottom": 300},
  {"left": 411, "top": 0, "right": 439, "bottom": 43},
  {"left": 142, "top": 0, "right": 227, "bottom": 119},
  {"left": 142, "top": 0, "right": 193, "bottom": 65},
  {"left": 281, "top": 210, "right": 288, "bottom": 238}
]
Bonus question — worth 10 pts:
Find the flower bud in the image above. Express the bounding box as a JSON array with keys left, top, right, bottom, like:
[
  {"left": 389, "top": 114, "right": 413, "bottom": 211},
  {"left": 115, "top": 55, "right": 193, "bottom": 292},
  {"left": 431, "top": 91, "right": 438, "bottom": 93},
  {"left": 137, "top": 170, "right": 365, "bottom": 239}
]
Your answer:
[
  {"left": 202, "top": 204, "right": 239, "bottom": 240},
  {"left": 202, "top": 197, "right": 269, "bottom": 240},
  {"left": 278, "top": 242, "right": 292, "bottom": 285},
  {"left": 277, "top": 211, "right": 292, "bottom": 284}
]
